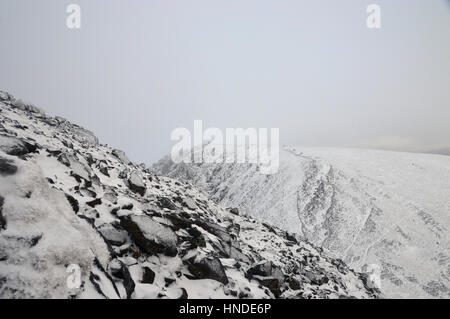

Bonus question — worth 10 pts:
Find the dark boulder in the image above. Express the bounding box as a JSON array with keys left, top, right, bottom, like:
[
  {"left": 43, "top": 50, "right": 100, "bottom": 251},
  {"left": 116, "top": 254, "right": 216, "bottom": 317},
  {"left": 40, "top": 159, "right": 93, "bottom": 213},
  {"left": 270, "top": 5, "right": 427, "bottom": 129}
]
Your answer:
[
  {"left": 121, "top": 263, "right": 136, "bottom": 299},
  {"left": 99, "top": 164, "right": 109, "bottom": 177},
  {"left": 86, "top": 198, "right": 102, "bottom": 208},
  {"left": 165, "top": 212, "right": 193, "bottom": 230},
  {"left": 285, "top": 232, "right": 301, "bottom": 243},
  {"left": 120, "top": 214, "right": 178, "bottom": 257},
  {"left": 195, "top": 220, "right": 232, "bottom": 243},
  {"left": 185, "top": 227, "right": 206, "bottom": 248},
  {"left": 178, "top": 288, "right": 188, "bottom": 299},
  {"left": 164, "top": 277, "right": 176, "bottom": 286},
  {"left": 252, "top": 275, "right": 281, "bottom": 297},
  {"left": 0, "top": 157, "right": 17, "bottom": 176},
  {"left": 302, "top": 270, "right": 329, "bottom": 286},
  {"left": 246, "top": 261, "right": 272, "bottom": 277},
  {"left": 246, "top": 261, "right": 284, "bottom": 284},
  {"left": 64, "top": 193, "right": 79, "bottom": 213},
  {"left": 187, "top": 256, "right": 229, "bottom": 285},
  {"left": 288, "top": 277, "right": 302, "bottom": 290},
  {"left": 142, "top": 267, "right": 156, "bottom": 284},
  {"left": 128, "top": 172, "right": 146, "bottom": 196},
  {"left": 0, "top": 134, "right": 37, "bottom": 157},
  {"left": 98, "top": 225, "right": 127, "bottom": 246},
  {"left": 157, "top": 197, "right": 177, "bottom": 210}
]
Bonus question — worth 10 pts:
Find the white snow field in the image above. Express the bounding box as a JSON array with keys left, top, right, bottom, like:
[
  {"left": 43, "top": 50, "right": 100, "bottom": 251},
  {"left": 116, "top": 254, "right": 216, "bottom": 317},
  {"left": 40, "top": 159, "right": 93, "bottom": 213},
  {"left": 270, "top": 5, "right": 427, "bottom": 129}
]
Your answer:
[{"left": 154, "top": 146, "right": 450, "bottom": 298}]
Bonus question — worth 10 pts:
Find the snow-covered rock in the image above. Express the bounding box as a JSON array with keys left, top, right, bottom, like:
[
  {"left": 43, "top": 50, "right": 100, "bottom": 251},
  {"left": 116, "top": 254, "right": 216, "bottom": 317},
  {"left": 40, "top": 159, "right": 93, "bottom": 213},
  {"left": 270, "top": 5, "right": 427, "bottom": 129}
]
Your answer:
[
  {"left": 128, "top": 171, "right": 146, "bottom": 196},
  {"left": 154, "top": 145, "right": 450, "bottom": 298},
  {"left": 0, "top": 91, "right": 379, "bottom": 299},
  {"left": 0, "top": 154, "right": 110, "bottom": 298}
]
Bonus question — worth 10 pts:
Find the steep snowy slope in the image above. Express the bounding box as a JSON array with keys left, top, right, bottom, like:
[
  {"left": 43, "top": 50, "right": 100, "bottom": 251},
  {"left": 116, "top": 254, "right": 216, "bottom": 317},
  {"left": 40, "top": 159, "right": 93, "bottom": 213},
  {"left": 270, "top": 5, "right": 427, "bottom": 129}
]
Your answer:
[
  {"left": 0, "top": 91, "right": 379, "bottom": 299},
  {"left": 154, "top": 146, "right": 450, "bottom": 298}
]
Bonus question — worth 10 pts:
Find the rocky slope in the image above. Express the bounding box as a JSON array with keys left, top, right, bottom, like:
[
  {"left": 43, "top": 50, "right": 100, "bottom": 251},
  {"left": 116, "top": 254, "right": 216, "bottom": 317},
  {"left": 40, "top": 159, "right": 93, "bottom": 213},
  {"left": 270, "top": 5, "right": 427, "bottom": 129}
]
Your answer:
[
  {"left": 0, "top": 91, "right": 379, "bottom": 299},
  {"left": 154, "top": 145, "right": 450, "bottom": 299}
]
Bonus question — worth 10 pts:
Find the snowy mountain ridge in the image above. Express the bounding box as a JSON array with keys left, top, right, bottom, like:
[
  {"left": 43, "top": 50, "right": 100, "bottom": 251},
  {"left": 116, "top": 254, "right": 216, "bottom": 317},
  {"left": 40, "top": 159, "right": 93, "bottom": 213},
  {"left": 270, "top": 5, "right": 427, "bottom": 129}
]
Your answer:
[
  {"left": 154, "top": 144, "right": 450, "bottom": 298},
  {"left": 0, "top": 91, "right": 379, "bottom": 299}
]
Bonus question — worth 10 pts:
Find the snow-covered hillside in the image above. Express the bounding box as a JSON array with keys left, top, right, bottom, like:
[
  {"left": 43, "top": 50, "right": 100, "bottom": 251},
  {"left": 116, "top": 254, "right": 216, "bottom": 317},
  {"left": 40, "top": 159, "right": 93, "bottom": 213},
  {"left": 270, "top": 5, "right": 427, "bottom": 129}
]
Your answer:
[
  {"left": 154, "top": 145, "right": 450, "bottom": 298},
  {"left": 0, "top": 91, "right": 379, "bottom": 299}
]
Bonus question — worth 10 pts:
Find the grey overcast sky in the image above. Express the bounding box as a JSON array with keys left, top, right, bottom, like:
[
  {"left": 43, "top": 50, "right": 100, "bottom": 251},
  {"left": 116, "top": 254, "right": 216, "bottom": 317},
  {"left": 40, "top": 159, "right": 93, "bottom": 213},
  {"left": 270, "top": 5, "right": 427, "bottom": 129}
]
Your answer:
[{"left": 0, "top": 0, "right": 449, "bottom": 164}]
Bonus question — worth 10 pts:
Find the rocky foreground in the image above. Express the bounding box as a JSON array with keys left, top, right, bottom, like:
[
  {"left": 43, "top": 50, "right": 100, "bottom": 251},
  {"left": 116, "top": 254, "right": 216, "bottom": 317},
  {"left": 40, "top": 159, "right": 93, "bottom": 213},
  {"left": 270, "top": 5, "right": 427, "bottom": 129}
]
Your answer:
[{"left": 0, "top": 91, "right": 380, "bottom": 299}]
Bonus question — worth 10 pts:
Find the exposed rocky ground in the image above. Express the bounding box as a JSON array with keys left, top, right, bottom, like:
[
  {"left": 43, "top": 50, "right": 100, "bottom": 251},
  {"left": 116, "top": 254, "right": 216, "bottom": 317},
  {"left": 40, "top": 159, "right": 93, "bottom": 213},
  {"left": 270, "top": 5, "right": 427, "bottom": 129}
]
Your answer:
[{"left": 0, "top": 91, "right": 380, "bottom": 299}]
